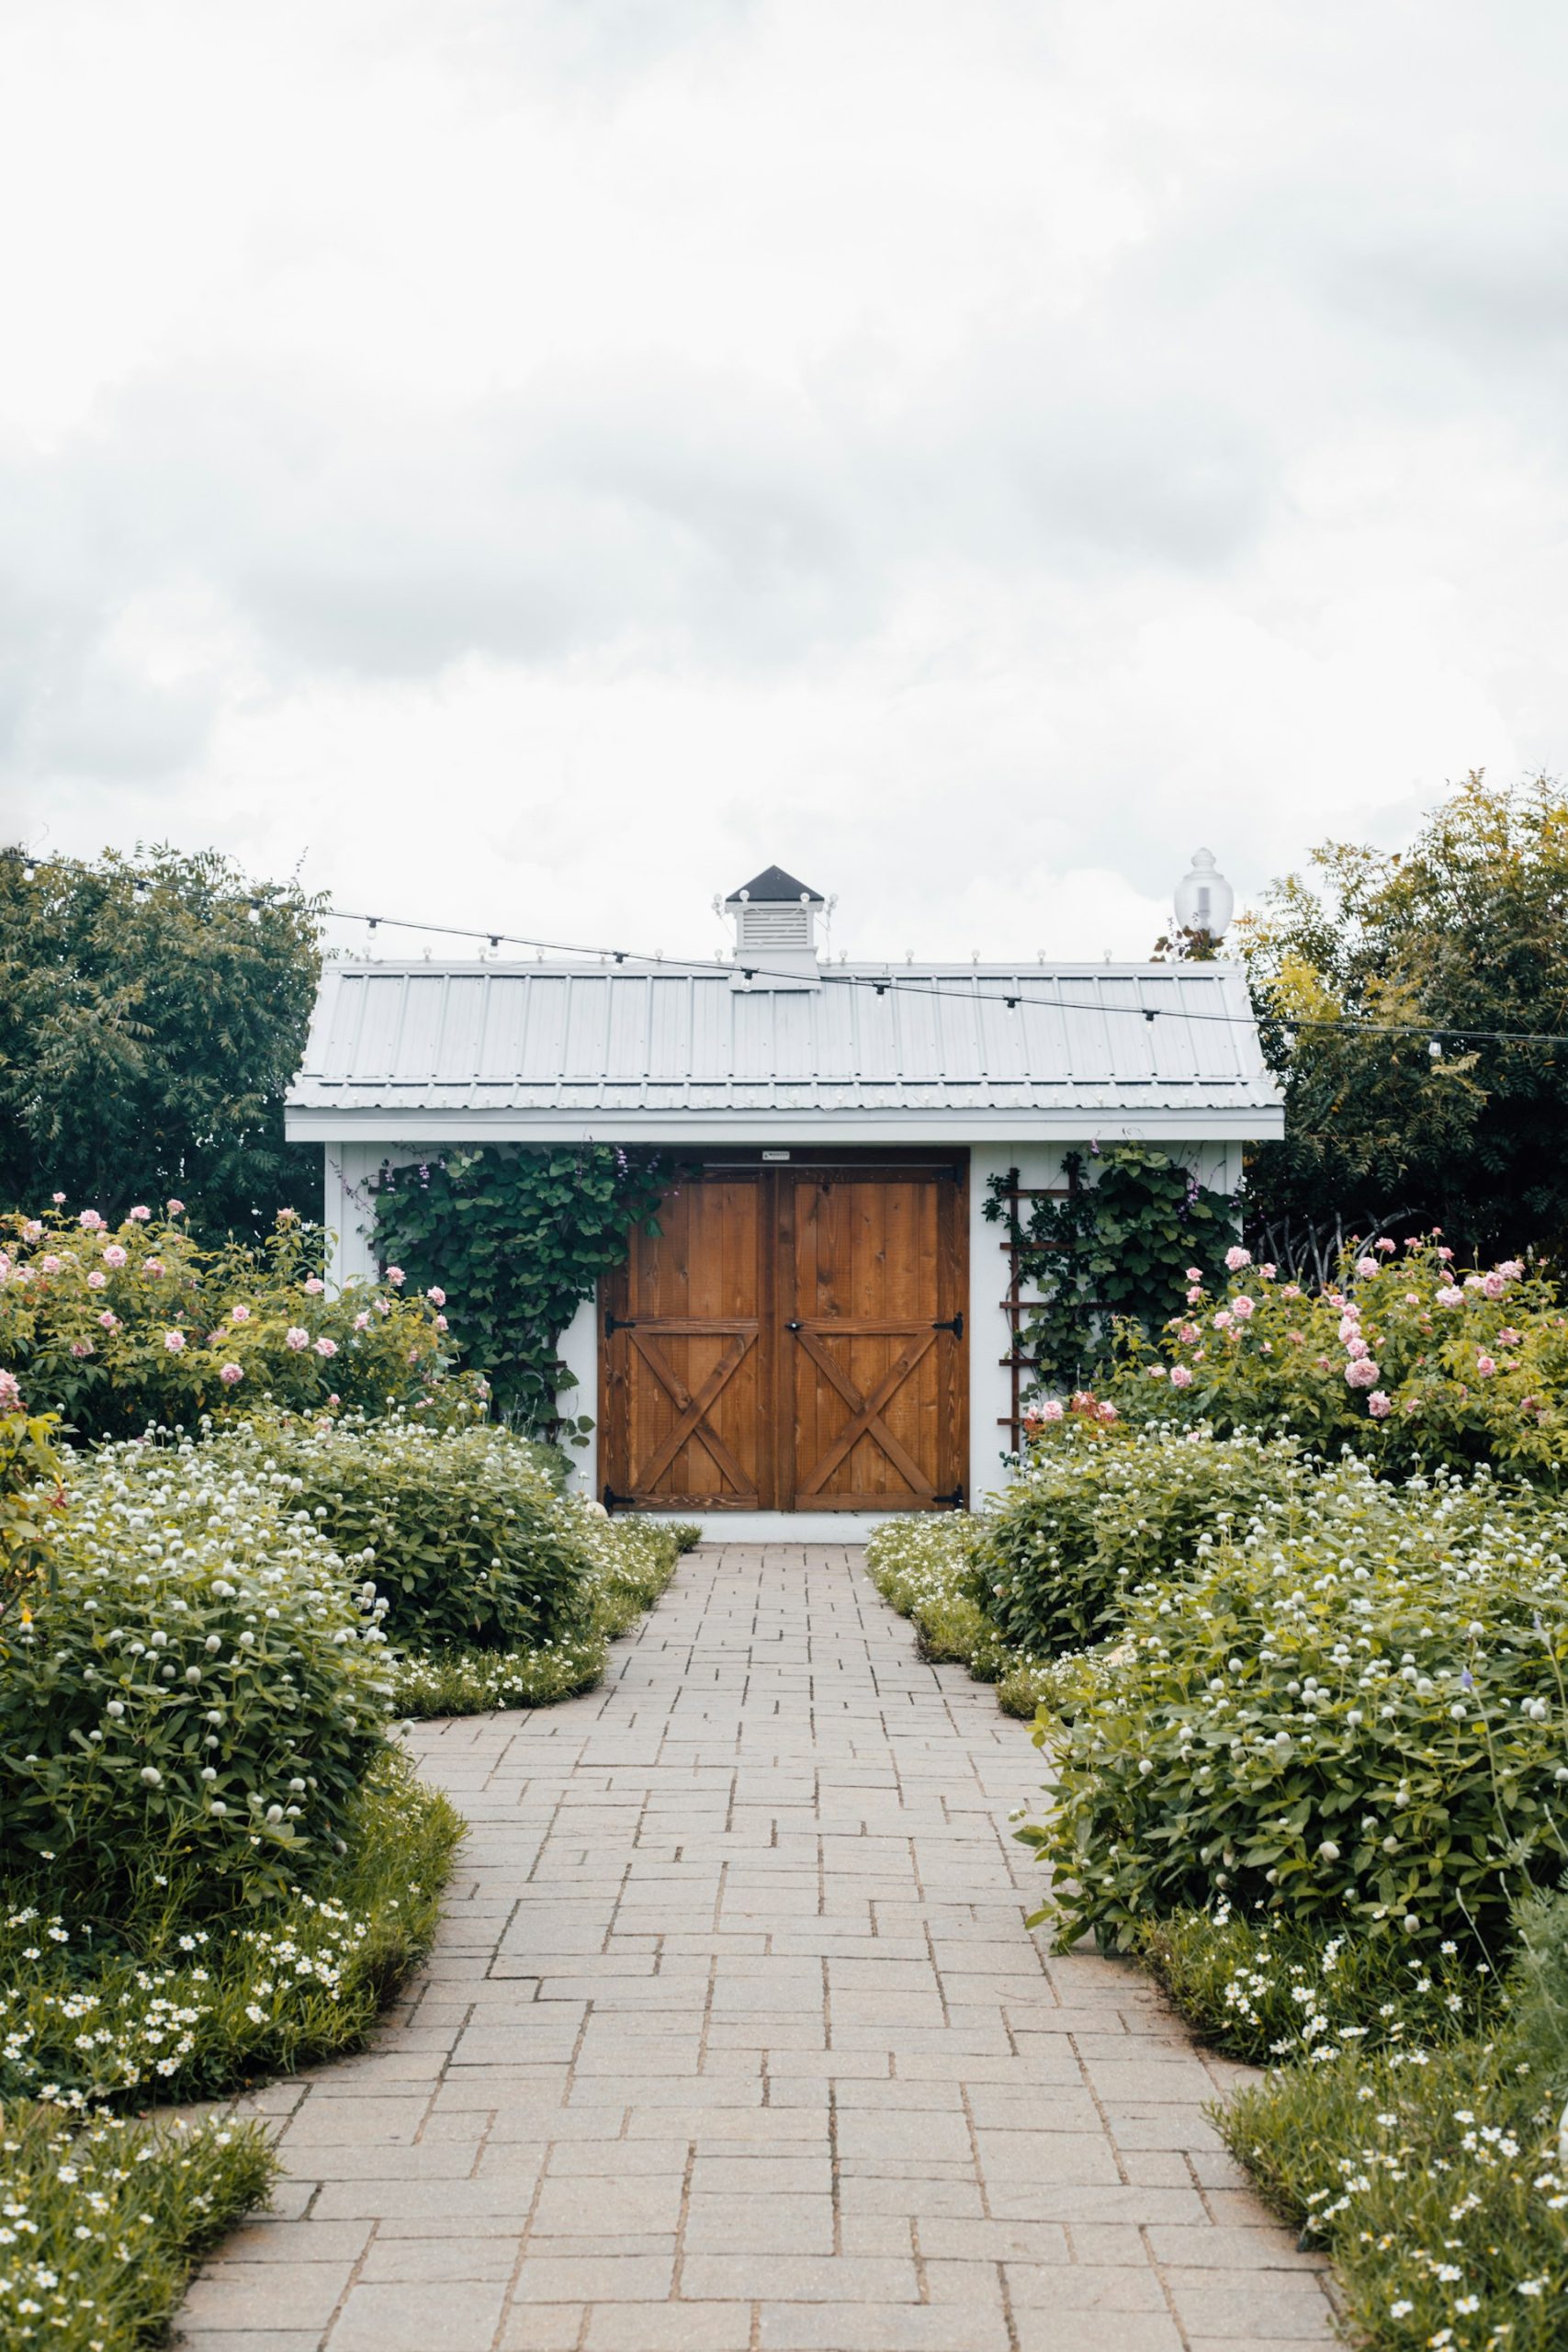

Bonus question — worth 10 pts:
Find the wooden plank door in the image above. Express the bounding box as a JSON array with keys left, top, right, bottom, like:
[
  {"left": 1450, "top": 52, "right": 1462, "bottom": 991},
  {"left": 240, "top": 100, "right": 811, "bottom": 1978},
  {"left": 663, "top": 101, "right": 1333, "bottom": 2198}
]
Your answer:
[
  {"left": 780, "top": 1169, "right": 966, "bottom": 1511},
  {"left": 601, "top": 1172, "right": 773, "bottom": 1510}
]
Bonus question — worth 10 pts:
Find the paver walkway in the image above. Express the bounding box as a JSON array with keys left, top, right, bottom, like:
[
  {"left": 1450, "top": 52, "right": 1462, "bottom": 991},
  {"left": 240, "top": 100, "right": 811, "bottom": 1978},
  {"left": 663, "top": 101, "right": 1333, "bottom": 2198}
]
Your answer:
[{"left": 179, "top": 1545, "right": 1337, "bottom": 2352}]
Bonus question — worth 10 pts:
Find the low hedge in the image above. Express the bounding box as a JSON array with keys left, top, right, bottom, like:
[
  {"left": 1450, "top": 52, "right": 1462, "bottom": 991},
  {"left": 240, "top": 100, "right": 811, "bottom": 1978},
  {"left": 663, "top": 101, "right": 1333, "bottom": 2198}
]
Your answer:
[
  {"left": 1019, "top": 1462, "right": 1568, "bottom": 1954},
  {"left": 978, "top": 1418, "right": 1314, "bottom": 1659},
  {"left": 204, "top": 1413, "right": 594, "bottom": 1655},
  {"left": 1, "top": 1432, "right": 393, "bottom": 1915}
]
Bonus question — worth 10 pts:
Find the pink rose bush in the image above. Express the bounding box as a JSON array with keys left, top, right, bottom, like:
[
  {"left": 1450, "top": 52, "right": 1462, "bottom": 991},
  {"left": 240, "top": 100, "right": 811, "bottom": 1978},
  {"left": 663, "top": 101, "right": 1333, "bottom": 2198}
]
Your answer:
[
  {"left": 0, "top": 1204, "right": 474, "bottom": 1442},
  {"left": 1108, "top": 1235, "right": 1567, "bottom": 1474}
]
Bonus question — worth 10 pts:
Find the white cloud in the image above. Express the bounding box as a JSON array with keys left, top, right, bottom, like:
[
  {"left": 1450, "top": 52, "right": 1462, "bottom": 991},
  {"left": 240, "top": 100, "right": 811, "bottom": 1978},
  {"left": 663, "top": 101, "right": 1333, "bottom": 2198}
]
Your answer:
[{"left": 2, "top": 0, "right": 1565, "bottom": 954}]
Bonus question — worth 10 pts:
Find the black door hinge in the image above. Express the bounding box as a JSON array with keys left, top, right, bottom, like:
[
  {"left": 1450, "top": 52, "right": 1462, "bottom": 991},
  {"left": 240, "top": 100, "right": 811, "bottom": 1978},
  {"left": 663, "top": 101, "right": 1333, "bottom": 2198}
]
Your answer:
[
  {"left": 603, "top": 1486, "right": 631, "bottom": 1512},
  {"left": 931, "top": 1311, "right": 964, "bottom": 1338},
  {"left": 935, "top": 1486, "right": 965, "bottom": 1510},
  {"left": 604, "top": 1310, "right": 636, "bottom": 1337}
]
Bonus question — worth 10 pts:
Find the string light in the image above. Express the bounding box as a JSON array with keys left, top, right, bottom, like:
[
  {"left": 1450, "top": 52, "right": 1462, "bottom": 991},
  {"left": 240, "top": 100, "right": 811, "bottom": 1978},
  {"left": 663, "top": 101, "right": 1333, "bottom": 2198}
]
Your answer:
[{"left": 3, "top": 847, "right": 1564, "bottom": 1054}]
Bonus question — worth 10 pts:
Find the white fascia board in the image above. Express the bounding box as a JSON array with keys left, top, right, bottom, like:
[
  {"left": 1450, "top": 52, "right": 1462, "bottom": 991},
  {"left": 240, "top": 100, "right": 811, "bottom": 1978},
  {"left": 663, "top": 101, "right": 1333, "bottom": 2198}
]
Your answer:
[{"left": 285, "top": 1103, "right": 1284, "bottom": 1144}]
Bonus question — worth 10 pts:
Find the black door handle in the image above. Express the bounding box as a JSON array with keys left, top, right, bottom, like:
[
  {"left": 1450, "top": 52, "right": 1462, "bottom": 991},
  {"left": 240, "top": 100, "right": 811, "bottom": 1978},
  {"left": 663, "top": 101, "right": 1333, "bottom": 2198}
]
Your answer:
[{"left": 785, "top": 1320, "right": 803, "bottom": 1331}]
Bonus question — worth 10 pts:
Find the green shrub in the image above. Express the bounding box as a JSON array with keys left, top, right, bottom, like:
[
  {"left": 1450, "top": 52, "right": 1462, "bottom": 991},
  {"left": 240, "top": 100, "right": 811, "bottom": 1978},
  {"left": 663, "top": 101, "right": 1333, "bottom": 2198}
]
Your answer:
[
  {"left": 1221, "top": 1893, "right": 1568, "bottom": 2351},
  {"left": 0, "top": 1434, "right": 392, "bottom": 1914},
  {"left": 204, "top": 1413, "right": 596, "bottom": 1656},
  {"left": 0, "top": 1206, "right": 471, "bottom": 1442},
  {"left": 1, "top": 1751, "right": 458, "bottom": 2108},
  {"left": 0, "top": 2101, "right": 276, "bottom": 2352},
  {"left": 1112, "top": 1237, "right": 1568, "bottom": 1479},
  {"left": 1019, "top": 1463, "right": 1568, "bottom": 1953},
  {"left": 979, "top": 1419, "right": 1314, "bottom": 1658},
  {"left": 0, "top": 1403, "right": 64, "bottom": 1621},
  {"left": 864, "top": 1517, "right": 1015, "bottom": 1679}
]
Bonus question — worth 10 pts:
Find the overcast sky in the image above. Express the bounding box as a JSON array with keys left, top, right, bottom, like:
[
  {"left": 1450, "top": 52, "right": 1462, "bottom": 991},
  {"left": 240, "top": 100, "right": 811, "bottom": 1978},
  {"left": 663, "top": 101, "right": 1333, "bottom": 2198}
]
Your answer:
[{"left": 3, "top": 0, "right": 1565, "bottom": 963}]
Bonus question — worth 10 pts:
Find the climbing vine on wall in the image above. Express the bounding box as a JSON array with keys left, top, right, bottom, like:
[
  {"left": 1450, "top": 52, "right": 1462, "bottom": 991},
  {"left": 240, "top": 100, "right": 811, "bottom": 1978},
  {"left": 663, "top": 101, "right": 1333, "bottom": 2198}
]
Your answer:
[
  {"left": 985, "top": 1145, "right": 1235, "bottom": 1390},
  {"left": 371, "top": 1146, "right": 672, "bottom": 1435}
]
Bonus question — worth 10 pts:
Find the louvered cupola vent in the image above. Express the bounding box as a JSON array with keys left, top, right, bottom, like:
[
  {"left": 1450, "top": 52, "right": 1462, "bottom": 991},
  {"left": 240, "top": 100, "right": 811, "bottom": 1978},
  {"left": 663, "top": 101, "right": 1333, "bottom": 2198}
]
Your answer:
[{"left": 723, "top": 865, "right": 826, "bottom": 990}]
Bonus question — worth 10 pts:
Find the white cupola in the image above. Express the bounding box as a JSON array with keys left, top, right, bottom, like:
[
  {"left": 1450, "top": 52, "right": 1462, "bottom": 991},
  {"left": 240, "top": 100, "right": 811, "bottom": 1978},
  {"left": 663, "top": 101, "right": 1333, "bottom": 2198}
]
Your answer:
[{"left": 722, "top": 865, "right": 827, "bottom": 989}]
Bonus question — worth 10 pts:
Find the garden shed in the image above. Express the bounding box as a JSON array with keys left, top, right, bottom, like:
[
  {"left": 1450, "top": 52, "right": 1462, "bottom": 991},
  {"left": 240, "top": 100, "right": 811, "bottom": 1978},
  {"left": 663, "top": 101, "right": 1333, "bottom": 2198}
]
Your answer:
[{"left": 286, "top": 866, "right": 1282, "bottom": 1534}]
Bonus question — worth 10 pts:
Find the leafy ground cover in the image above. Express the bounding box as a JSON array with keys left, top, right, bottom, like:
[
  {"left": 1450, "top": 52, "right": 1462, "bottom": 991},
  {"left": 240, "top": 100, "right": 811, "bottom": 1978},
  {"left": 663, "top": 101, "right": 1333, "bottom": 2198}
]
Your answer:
[{"left": 0, "top": 2100, "right": 276, "bottom": 2352}]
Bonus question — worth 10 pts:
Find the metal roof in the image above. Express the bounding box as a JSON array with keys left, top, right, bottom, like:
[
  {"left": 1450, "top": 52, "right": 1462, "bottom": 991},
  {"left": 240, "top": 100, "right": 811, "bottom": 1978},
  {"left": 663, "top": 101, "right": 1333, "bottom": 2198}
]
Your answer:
[{"left": 286, "top": 959, "right": 1282, "bottom": 1141}]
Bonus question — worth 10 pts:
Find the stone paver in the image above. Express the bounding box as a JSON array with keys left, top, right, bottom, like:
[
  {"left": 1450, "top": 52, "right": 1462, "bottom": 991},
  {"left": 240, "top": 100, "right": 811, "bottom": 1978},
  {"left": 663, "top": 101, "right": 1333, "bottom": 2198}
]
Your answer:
[{"left": 178, "top": 1544, "right": 1335, "bottom": 2352}]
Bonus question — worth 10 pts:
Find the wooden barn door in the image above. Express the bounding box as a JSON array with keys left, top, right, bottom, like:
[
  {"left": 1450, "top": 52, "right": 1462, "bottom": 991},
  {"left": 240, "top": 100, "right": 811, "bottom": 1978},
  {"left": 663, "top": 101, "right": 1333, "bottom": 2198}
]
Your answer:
[
  {"left": 602, "top": 1160, "right": 966, "bottom": 1513},
  {"left": 601, "top": 1172, "right": 773, "bottom": 1510},
  {"left": 780, "top": 1168, "right": 965, "bottom": 1512}
]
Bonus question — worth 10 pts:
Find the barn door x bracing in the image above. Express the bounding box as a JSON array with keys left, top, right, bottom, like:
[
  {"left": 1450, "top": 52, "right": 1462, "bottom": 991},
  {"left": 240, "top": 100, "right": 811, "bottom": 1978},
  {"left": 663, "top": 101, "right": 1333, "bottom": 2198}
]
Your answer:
[{"left": 601, "top": 1162, "right": 966, "bottom": 1512}]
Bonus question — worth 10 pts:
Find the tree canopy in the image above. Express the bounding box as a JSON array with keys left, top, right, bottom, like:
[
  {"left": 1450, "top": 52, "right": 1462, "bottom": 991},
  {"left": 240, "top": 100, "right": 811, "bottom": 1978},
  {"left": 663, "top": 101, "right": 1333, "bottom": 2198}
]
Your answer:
[
  {"left": 1240, "top": 775, "right": 1568, "bottom": 1262},
  {"left": 0, "top": 845, "right": 323, "bottom": 1239}
]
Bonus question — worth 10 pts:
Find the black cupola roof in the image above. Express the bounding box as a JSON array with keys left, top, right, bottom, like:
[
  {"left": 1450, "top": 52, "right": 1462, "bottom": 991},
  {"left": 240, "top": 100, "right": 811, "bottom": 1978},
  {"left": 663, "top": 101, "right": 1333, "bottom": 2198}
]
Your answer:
[{"left": 725, "top": 865, "right": 825, "bottom": 905}]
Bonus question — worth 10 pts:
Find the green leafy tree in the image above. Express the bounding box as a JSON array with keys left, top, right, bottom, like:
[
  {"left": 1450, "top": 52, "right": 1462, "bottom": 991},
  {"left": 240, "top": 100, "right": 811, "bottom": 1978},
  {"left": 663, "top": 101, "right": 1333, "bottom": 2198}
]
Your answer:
[
  {"left": 371, "top": 1145, "right": 672, "bottom": 1433},
  {"left": 1240, "top": 776, "right": 1568, "bottom": 1261},
  {"left": 0, "top": 844, "right": 324, "bottom": 1238}
]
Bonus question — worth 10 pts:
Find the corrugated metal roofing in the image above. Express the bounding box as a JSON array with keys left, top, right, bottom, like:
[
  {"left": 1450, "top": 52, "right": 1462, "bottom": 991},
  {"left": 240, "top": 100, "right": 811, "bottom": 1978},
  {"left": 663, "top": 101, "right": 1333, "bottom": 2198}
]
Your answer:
[{"left": 286, "top": 959, "right": 1282, "bottom": 1135}]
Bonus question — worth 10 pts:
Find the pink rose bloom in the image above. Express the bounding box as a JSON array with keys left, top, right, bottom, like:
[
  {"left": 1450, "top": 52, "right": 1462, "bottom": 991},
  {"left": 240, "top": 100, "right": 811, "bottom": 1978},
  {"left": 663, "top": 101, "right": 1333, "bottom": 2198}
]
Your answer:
[
  {"left": 1185, "top": 1285, "right": 1203, "bottom": 1305},
  {"left": 220, "top": 1362, "right": 244, "bottom": 1386},
  {"left": 102, "top": 1244, "right": 128, "bottom": 1269},
  {"left": 1169, "top": 1364, "right": 1194, "bottom": 1390},
  {"left": 1281, "top": 1283, "right": 1302, "bottom": 1299},
  {"left": 231, "top": 1304, "right": 250, "bottom": 1323},
  {"left": 1475, "top": 1355, "right": 1496, "bottom": 1379},
  {"left": 1368, "top": 1391, "right": 1393, "bottom": 1418},
  {"left": 39, "top": 1254, "right": 62, "bottom": 1274},
  {"left": 1436, "top": 1285, "right": 1464, "bottom": 1308},
  {"left": 1178, "top": 1323, "right": 1199, "bottom": 1345},
  {"left": 1499, "top": 1260, "right": 1523, "bottom": 1280},
  {"left": 1346, "top": 1358, "right": 1380, "bottom": 1388},
  {"left": 375, "top": 1297, "right": 391, "bottom": 1317},
  {"left": 51, "top": 1191, "right": 66, "bottom": 1204},
  {"left": 1404, "top": 1292, "right": 1420, "bottom": 1306},
  {"left": 354, "top": 1311, "right": 370, "bottom": 1330},
  {"left": 285, "top": 1327, "right": 310, "bottom": 1351},
  {"left": 314, "top": 1336, "right": 338, "bottom": 1358},
  {"left": 1185, "top": 1267, "right": 1203, "bottom": 1283},
  {"left": 1097, "top": 1400, "right": 1118, "bottom": 1422},
  {"left": 70, "top": 1339, "right": 93, "bottom": 1358},
  {"left": 1287, "top": 1329, "right": 1304, "bottom": 1345},
  {"left": 1498, "top": 1328, "right": 1522, "bottom": 1347},
  {"left": 1437, "top": 1245, "right": 1454, "bottom": 1261},
  {"left": 163, "top": 1330, "right": 186, "bottom": 1351},
  {"left": 1146, "top": 1363, "right": 1168, "bottom": 1378},
  {"left": 78, "top": 1210, "right": 104, "bottom": 1230},
  {"left": 327, "top": 1392, "right": 340, "bottom": 1407},
  {"left": 303, "top": 1276, "right": 325, "bottom": 1295},
  {"left": 1482, "top": 1271, "right": 1507, "bottom": 1300},
  {"left": 0, "top": 1369, "right": 22, "bottom": 1409},
  {"left": 97, "top": 1309, "right": 118, "bottom": 1330},
  {"left": 1213, "top": 1309, "right": 1232, "bottom": 1329},
  {"left": 1356, "top": 1256, "right": 1378, "bottom": 1278},
  {"left": 1224, "top": 1245, "right": 1251, "bottom": 1272},
  {"left": 128, "top": 1204, "right": 151, "bottom": 1221},
  {"left": 434, "top": 1314, "right": 448, "bottom": 1331},
  {"left": 1040, "top": 1398, "right": 1065, "bottom": 1420},
  {"left": 166, "top": 1198, "right": 185, "bottom": 1216},
  {"left": 1344, "top": 1335, "right": 1370, "bottom": 1360},
  {"left": 87, "top": 1270, "right": 107, "bottom": 1290},
  {"left": 1231, "top": 1295, "right": 1255, "bottom": 1320},
  {"left": 1337, "top": 1316, "right": 1360, "bottom": 1342},
  {"left": 1376, "top": 1238, "right": 1396, "bottom": 1254},
  {"left": 427, "top": 1285, "right": 446, "bottom": 1306},
  {"left": 1259, "top": 1261, "right": 1277, "bottom": 1279},
  {"left": 22, "top": 1221, "right": 41, "bottom": 1240},
  {"left": 407, "top": 1347, "right": 421, "bottom": 1363},
  {"left": 386, "top": 1265, "right": 406, "bottom": 1287},
  {"left": 143, "top": 1258, "right": 164, "bottom": 1277},
  {"left": 1463, "top": 1273, "right": 1483, "bottom": 1292},
  {"left": 1316, "top": 1355, "right": 1331, "bottom": 1371}
]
